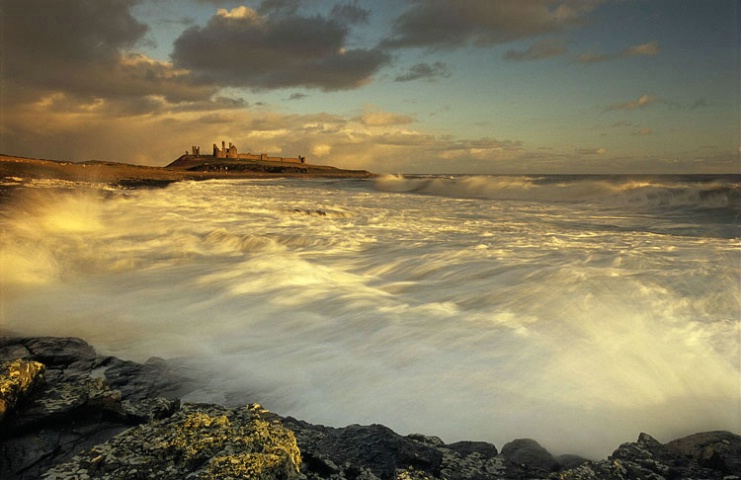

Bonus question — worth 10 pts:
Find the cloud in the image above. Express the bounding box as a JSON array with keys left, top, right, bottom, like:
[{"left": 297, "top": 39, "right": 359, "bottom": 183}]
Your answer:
[
  {"left": 578, "top": 147, "right": 608, "bottom": 155},
  {"left": 633, "top": 127, "right": 653, "bottom": 136},
  {"left": 357, "top": 107, "right": 414, "bottom": 126},
  {"left": 312, "top": 144, "right": 333, "bottom": 157},
  {"left": 257, "top": 0, "right": 301, "bottom": 15},
  {"left": 0, "top": 0, "right": 218, "bottom": 112},
  {"left": 604, "top": 95, "right": 658, "bottom": 112},
  {"left": 503, "top": 38, "right": 568, "bottom": 61},
  {"left": 623, "top": 41, "right": 660, "bottom": 57},
  {"left": 383, "top": 0, "right": 604, "bottom": 50},
  {"left": 171, "top": 6, "right": 390, "bottom": 91},
  {"left": 1, "top": 0, "right": 147, "bottom": 66},
  {"left": 330, "top": 1, "right": 371, "bottom": 24},
  {"left": 395, "top": 62, "right": 452, "bottom": 82},
  {"left": 289, "top": 93, "right": 309, "bottom": 101},
  {"left": 610, "top": 121, "right": 634, "bottom": 128},
  {"left": 577, "top": 41, "right": 660, "bottom": 63}
]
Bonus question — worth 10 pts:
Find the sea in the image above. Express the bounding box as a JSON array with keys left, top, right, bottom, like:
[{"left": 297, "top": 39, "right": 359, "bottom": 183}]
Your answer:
[{"left": 1, "top": 173, "right": 739, "bottom": 458}]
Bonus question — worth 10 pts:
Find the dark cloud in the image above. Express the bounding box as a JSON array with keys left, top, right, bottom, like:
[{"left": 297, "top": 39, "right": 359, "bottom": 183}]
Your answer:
[
  {"left": 171, "top": 6, "right": 390, "bottom": 91},
  {"left": 258, "top": 0, "right": 301, "bottom": 15},
  {"left": 503, "top": 38, "right": 567, "bottom": 61},
  {"left": 395, "top": 62, "right": 452, "bottom": 82},
  {"left": 383, "top": 0, "right": 603, "bottom": 50},
  {"left": 289, "top": 93, "right": 309, "bottom": 100},
  {"left": 1, "top": 0, "right": 147, "bottom": 78},
  {"left": 330, "top": 1, "right": 371, "bottom": 24},
  {"left": 0, "top": 0, "right": 217, "bottom": 110}
]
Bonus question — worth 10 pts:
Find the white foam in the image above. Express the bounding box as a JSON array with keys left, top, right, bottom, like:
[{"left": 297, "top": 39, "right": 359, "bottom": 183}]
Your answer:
[{"left": 1, "top": 178, "right": 738, "bottom": 457}]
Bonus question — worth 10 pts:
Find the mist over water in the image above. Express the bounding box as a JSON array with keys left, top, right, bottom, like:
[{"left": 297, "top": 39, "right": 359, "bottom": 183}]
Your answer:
[{"left": 1, "top": 175, "right": 739, "bottom": 458}]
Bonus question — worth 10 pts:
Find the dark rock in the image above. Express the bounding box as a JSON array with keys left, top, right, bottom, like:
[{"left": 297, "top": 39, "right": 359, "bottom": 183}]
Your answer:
[
  {"left": 121, "top": 397, "right": 181, "bottom": 423},
  {"left": 4, "top": 336, "right": 741, "bottom": 480},
  {"left": 664, "top": 431, "right": 741, "bottom": 475},
  {"left": 407, "top": 433, "right": 445, "bottom": 447},
  {"left": 283, "top": 418, "right": 443, "bottom": 479},
  {"left": 445, "top": 441, "right": 498, "bottom": 459},
  {"left": 19, "top": 337, "right": 97, "bottom": 366},
  {"left": 610, "top": 432, "right": 664, "bottom": 464},
  {"left": 0, "top": 342, "right": 31, "bottom": 362},
  {"left": 556, "top": 454, "right": 590, "bottom": 470},
  {"left": 101, "top": 356, "right": 182, "bottom": 401},
  {"left": 0, "top": 337, "right": 183, "bottom": 480},
  {"left": 501, "top": 438, "right": 560, "bottom": 473},
  {"left": 436, "top": 446, "right": 506, "bottom": 480},
  {"left": 556, "top": 431, "right": 741, "bottom": 480}
]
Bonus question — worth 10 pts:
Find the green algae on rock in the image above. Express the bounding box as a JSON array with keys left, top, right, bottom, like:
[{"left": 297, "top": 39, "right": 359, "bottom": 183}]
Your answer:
[{"left": 42, "top": 403, "right": 301, "bottom": 480}]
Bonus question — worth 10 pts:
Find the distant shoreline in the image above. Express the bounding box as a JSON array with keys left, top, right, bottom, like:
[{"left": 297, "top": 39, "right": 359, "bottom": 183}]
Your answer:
[{"left": 0, "top": 153, "right": 375, "bottom": 191}]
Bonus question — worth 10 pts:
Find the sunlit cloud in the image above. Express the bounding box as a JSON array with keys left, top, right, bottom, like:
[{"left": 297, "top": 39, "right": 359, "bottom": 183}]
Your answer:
[
  {"left": 356, "top": 107, "right": 414, "bottom": 127},
  {"left": 577, "top": 41, "right": 660, "bottom": 63},
  {"left": 604, "top": 95, "right": 658, "bottom": 112},
  {"left": 633, "top": 127, "right": 653, "bottom": 136},
  {"left": 578, "top": 147, "right": 608, "bottom": 155}
]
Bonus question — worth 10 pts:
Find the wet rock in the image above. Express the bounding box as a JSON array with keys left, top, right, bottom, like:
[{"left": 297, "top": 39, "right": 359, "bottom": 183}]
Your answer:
[
  {"left": 500, "top": 438, "right": 559, "bottom": 474},
  {"left": 437, "top": 446, "right": 507, "bottom": 480},
  {"left": 4, "top": 336, "right": 741, "bottom": 480},
  {"left": 19, "top": 337, "right": 97, "bottom": 367},
  {"left": 444, "top": 441, "right": 498, "bottom": 459},
  {"left": 283, "top": 418, "right": 444, "bottom": 479},
  {"left": 0, "top": 337, "right": 182, "bottom": 480},
  {"left": 664, "top": 430, "right": 741, "bottom": 475},
  {"left": 555, "top": 431, "right": 741, "bottom": 480},
  {"left": 99, "top": 356, "right": 182, "bottom": 401},
  {"left": 43, "top": 403, "right": 301, "bottom": 480},
  {"left": 556, "top": 454, "right": 590, "bottom": 470}
]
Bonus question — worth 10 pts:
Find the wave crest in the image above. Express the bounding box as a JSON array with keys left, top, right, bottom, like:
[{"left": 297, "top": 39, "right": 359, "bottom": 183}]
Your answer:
[{"left": 373, "top": 174, "right": 740, "bottom": 210}]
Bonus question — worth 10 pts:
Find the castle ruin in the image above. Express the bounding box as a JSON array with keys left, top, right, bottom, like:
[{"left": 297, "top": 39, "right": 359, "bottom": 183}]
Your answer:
[{"left": 189, "top": 141, "right": 305, "bottom": 164}]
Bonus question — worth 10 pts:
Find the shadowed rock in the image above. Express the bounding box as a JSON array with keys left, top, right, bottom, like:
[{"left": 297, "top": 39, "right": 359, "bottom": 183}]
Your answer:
[{"left": 502, "top": 438, "right": 559, "bottom": 472}]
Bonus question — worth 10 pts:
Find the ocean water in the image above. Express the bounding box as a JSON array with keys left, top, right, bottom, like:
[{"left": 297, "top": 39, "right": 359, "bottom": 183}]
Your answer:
[{"left": 1, "top": 174, "right": 739, "bottom": 457}]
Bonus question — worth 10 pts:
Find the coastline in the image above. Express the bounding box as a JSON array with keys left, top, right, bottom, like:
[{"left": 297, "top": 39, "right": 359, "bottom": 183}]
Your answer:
[{"left": 0, "top": 153, "right": 375, "bottom": 192}]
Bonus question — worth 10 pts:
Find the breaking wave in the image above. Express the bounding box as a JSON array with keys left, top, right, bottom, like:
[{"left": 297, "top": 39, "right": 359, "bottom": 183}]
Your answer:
[
  {"left": 373, "top": 174, "right": 741, "bottom": 211},
  {"left": 1, "top": 177, "right": 738, "bottom": 458}
]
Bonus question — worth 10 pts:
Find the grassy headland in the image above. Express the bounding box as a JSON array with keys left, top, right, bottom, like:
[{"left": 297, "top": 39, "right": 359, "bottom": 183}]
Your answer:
[{"left": 0, "top": 153, "right": 375, "bottom": 190}]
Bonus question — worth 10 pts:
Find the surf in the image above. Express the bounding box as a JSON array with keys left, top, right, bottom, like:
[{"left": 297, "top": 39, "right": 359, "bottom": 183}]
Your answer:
[{"left": 1, "top": 177, "right": 738, "bottom": 458}]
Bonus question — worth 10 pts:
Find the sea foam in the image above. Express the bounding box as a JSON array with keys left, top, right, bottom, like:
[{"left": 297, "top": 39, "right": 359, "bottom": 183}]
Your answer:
[{"left": 1, "top": 176, "right": 739, "bottom": 458}]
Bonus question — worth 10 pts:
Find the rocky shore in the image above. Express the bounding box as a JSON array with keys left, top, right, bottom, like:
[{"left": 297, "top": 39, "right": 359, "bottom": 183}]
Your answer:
[{"left": 1, "top": 336, "right": 739, "bottom": 480}]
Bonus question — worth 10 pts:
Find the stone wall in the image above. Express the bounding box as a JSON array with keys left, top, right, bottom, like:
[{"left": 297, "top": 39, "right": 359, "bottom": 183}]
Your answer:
[{"left": 209, "top": 141, "right": 304, "bottom": 163}]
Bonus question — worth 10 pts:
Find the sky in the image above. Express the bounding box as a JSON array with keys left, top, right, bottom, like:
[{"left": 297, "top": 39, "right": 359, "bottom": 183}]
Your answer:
[{"left": 1, "top": 0, "right": 739, "bottom": 174}]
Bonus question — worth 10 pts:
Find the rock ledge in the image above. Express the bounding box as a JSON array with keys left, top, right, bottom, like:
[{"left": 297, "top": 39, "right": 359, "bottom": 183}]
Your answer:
[{"left": 1, "top": 336, "right": 739, "bottom": 480}]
